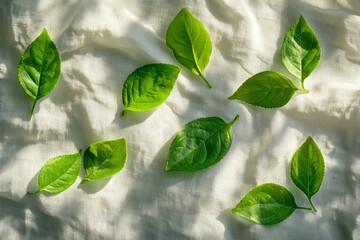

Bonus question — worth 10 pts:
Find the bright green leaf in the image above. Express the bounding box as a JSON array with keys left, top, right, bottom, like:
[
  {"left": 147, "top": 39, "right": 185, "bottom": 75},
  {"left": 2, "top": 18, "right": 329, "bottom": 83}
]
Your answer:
[
  {"left": 166, "top": 115, "right": 239, "bottom": 172},
  {"left": 228, "top": 71, "right": 301, "bottom": 108},
  {"left": 82, "top": 138, "right": 127, "bottom": 183},
  {"left": 27, "top": 151, "right": 82, "bottom": 195},
  {"left": 281, "top": 16, "right": 321, "bottom": 85},
  {"left": 232, "top": 183, "right": 311, "bottom": 225},
  {"left": 17, "top": 28, "right": 61, "bottom": 120},
  {"left": 166, "top": 8, "right": 213, "bottom": 88},
  {"left": 122, "top": 63, "right": 181, "bottom": 114},
  {"left": 291, "top": 137, "right": 325, "bottom": 212}
]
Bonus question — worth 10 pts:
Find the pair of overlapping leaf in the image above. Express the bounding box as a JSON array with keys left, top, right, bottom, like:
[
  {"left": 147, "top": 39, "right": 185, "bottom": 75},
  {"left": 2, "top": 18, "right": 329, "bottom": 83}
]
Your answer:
[
  {"left": 28, "top": 138, "right": 127, "bottom": 195},
  {"left": 232, "top": 137, "right": 325, "bottom": 225}
]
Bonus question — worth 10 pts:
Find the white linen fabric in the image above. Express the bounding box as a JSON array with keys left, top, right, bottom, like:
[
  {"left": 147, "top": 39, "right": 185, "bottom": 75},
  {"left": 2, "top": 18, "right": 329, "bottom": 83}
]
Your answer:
[{"left": 0, "top": 0, "right": 359, "bottom": 239}]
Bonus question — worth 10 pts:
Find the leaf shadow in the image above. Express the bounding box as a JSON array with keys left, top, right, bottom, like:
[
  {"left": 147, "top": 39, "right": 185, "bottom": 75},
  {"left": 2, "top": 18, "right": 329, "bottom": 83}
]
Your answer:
[
  {"left": 0, "top": 66, "right": 30, "bottom": 122},
  {"left": 240, "top": 108, "right": 280, "bottom": 185},
  {"left": 216, "top": 208, "right": 255, "bottom": 239},
  {"left": 114, "top": 108, "right": 157, "bottom": 130},
  {"left": 0, "top": 195, "right": 65, "bottom": 238},
  {"left": 78, "top": 178, "right": 112, "bottom": 194},
  {"left": 26, "top": 171, "right": 39, "bottom": 194}
]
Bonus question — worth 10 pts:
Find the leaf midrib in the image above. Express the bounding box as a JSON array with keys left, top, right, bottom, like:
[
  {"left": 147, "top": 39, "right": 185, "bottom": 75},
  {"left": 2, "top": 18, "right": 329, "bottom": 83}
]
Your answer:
[
  {"left": 182, "top": 17, "right": 203, "bottom": 76},
  {"left": 35, "top": 35, "right": 49, "bottom": 101},
  {"left": 243, "top": 202, "right": 295, "bottom": 210},
  {"left": 296, "top": 18, "right": 315, "bottom": 82},
  {"left": 236, "top": 85, "right": 297, "bottom": 96}
]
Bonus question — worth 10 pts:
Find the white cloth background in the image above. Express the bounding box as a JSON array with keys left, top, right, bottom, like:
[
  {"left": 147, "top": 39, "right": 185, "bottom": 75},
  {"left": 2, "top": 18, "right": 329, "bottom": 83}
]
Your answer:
[{"left": 0, "top": 0, "right": 359, "bottom": 239}]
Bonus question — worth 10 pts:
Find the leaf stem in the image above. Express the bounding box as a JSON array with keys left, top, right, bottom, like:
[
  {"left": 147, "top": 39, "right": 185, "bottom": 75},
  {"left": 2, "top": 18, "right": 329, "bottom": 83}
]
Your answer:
[
  {"left": 80, "top": 178, "right": 88, "bottom": 184},
  {"left": 198, "top": 71, "right": 212, "bottom": 89},
  {"left": 229, "top": 115, "right": 240, "bottom": 125},
  {"left": 296, "top": 206, "right": 312, "bottom": 211},
  {"left": 27, "top": 189, "right": 40, "bottom": 195},
  {"left": 298, "top": 88, "right": 310, "bottom": 94},
  {"left": 121, "top": 110, "right": 125, "bottom": 116},
  {"left": 308, "top": 198, "right": 317, "bottom": 212},
  {"left": 29, "top": 100, "right": 37, "bottom": 120}
]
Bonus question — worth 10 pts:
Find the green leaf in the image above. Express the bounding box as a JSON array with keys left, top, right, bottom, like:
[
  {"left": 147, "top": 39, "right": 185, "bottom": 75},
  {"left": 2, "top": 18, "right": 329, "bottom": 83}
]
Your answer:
[
  {"left": 281, "top": 15, "right": 321, "bottom": 86},
  {"left": 122, "top": 63, "right": 181, "bottom": 114},
  {"left": 27, "top": 151, "right": 82, "bottom": 195},
  {"left": 166, "top": 115, "right": 239, "bottom": 172},
  {"left": 232, "top": 183, "right": 311, "bottom": 225},
  {"left": 82, "top": 138, "right": 127, "bottom": 183},
  {"left": 17, "top": 28, "right": 61, "bottom": 120},
  {"left": 166, "top": 8, "right": 213, "bottom": 88},
  {"left": 291, "top": 137, "right": 325, "bottom": 212},
  {"left": 228, "top": 71, "right": 301, "bottom": 108}
]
